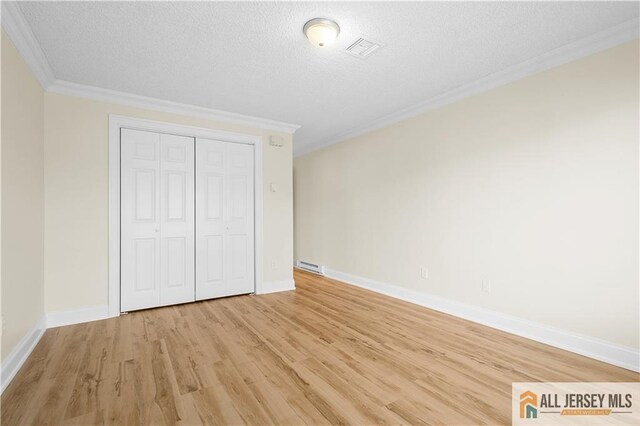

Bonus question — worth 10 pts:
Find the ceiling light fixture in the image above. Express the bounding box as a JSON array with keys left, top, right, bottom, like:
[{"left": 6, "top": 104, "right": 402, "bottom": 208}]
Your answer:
[{"left": 303, "top": 18, "right": 340, "bottom": 48}]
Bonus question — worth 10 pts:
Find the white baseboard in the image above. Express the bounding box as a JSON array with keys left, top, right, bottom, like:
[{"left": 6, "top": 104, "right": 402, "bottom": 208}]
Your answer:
[
  {"left": 258, "top": 279, "right": 296, "bottom": 294},
  {"left": 1, "top": 315, "right": 46, "bottom": 393},
  {"left": 46, "top": 304, "right": 110, "bottom": 328},
  {"left": 324, "top": 268, "right": 639, "bottom": 372},
  {"left": 1, "top": 304, "right": 109, "bottom": 394}
]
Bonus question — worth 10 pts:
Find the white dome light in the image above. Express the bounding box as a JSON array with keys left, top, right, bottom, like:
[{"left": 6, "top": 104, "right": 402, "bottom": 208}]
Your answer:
[{"left": 303, "top": 18, "right": 340, "bottom": 48}]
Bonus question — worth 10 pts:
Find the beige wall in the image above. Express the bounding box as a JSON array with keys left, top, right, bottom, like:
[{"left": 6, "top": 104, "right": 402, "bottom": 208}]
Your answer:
[
  {"left": 294, "top": 41, "right": 639, "bottom": 349},
  {"left": 1, "top": 30, "right": 45, "bottom": 360},
  {"left": 0, "top": 29, "right": 3, "bottom": 367},
  {"left": 44, "top": 93, "right": 293, "bottom": 313}
]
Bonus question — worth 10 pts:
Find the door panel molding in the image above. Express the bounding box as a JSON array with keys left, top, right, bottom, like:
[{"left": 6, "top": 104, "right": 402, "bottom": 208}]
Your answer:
[{"left": 109, "top": 115, "right": 264, "bottom": 317}]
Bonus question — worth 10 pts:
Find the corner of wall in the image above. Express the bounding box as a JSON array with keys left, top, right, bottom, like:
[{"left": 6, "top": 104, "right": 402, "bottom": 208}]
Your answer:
[{"left": 0, "top": 23, "right": 46, "bottom": 389}]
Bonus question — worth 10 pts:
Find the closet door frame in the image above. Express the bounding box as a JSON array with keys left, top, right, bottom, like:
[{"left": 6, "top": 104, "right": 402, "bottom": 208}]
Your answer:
[{"left": 108, "top": 115, "right": 264, "bottom": 317}]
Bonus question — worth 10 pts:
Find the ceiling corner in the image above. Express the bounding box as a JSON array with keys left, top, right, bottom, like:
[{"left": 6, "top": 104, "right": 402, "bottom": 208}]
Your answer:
[{"left": 1, "top": 1, "right": 55, "bottom": 89}]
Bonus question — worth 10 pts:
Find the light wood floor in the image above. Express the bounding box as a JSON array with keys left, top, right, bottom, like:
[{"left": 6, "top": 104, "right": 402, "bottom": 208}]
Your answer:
[{"left": 2, "top": 270, "right": 637, "bottom": 425}]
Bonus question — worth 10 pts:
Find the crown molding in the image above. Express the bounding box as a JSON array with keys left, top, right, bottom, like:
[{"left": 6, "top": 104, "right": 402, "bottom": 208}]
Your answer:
[
  {"left": 1, "top": 3, "right": 300, "bottom": 134},
  {"left": 1, "top": 1, "right": 55, "bottom": 88},
  {"left": 295, "top": 17, "right": 640, "bottom": 157},
  {"left": 3, "top": 1, "right": 636, "bottom": 141},
  {"left": 47, "top": 80, "right": 301, "bottom": 134}
]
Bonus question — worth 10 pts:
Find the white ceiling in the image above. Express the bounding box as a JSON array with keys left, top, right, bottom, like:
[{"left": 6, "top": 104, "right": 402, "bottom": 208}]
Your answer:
[{"left": 16, "top": 1, "right": 640, "bottom": 155}]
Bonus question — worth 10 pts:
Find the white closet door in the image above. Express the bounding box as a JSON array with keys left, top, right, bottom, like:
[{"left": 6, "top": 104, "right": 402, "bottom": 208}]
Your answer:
[
  {"left": 196, "top": 138, "right": 254, "bottom": 300},
  {"left": 121, "top": 129, "right": 195, "bottom": 312},
  {"left": 159, "top": 133, "right": 195, "bottom": 306}
]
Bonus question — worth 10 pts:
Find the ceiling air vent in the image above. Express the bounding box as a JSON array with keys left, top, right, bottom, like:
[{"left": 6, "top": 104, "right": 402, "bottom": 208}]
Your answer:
[{"left": 344, "top": 37, "right": 381, "bottom": 59}]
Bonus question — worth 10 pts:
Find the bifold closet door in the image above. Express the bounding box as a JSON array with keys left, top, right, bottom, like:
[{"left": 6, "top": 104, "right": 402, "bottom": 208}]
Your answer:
[
  {"left": 121, "top": 129, "right": 195, "bottom": 312},
  {"left": 196, "top": 138, "right": 255, "bottom": 300}
]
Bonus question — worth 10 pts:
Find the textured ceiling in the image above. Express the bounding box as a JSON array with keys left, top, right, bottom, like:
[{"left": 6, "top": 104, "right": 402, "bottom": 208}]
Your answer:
[{"left": 17, "top": 1, "right": 640, "bottom": 154}]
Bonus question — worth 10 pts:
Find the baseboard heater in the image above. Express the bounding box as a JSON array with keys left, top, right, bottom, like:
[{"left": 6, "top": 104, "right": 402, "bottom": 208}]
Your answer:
[{"left": 295, "top": 260, "right": 325, "bottom": 275}]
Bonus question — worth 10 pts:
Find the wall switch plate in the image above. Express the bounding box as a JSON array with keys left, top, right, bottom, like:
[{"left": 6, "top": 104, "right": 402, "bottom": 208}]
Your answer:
[
  {"left": 270, "top": 261, "right": 277, "bottom": 269},
  {"left": 482, "top": 280, "right": 491, "bottom": 293},
  {"left": 420, "top": 267, "right": 428, "bottom": 280},
  {"left": 270, "top": 183, "right": 277, "bottom": 192}
]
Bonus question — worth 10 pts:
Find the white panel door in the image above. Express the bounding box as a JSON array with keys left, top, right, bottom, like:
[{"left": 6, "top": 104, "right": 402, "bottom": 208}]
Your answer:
[
  {"left": 196, "top": 138, "right": 254, "bottom": 300},
  {"left": 121, "top": 129, "right": 195, "bottom": 312}
]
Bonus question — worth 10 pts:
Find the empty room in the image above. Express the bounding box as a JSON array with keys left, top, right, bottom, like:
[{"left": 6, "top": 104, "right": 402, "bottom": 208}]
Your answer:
[{"left": 1, "top": 1, "right": 639, "bottom": 425}]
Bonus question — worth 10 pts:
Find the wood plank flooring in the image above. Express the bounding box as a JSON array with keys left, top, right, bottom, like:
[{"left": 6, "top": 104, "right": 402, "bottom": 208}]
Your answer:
[{"left": 2, "top": 269, "right": 637, "bottom": 425}]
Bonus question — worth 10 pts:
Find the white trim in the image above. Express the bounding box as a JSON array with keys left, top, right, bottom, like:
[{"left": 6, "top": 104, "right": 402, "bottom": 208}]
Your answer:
[
  {"left": 258, "top": 279, "right": 296, "bottom": 294},
  {"left": 295, "top": 18, "right": 640, "bottom": 157},
  {"left": 320, "top": 267, "right": 640, "bottom": 373},
  {"left": 46, "top": 305, "right": 109, "bottom": 328},
  {"left": 49, "top": 81, "right": 300, "bottom": 134},
  {"left": 1, "top": 4, "right": 299, "bottom": 134},
  {"left": 109, "top": 115, "right": 265, "bottom": 317},
  {"left": 0, "top": 1, "right": 55, "bottom": 88},
  {"left": 0, "top": 316, "right": 46, "bottom": 394}
]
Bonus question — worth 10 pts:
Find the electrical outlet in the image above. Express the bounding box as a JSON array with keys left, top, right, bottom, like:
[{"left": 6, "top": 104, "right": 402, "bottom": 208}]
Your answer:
[
  {"left": 482, "top": 279, "right": 491, "bottom": 293},
  {"left": 420, "top": 267, "right": 428, "bottom": 280}
]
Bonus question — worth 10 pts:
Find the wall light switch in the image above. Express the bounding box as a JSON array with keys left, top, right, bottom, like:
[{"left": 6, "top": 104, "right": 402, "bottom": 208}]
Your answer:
[{"left": 270, "top": 183, "right": 277, "bottom": 192}]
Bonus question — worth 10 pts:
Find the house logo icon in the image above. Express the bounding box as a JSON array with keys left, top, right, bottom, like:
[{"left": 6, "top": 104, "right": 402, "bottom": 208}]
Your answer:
[{"left": 520, "top": 390, "right": 538, "bottom": 419}]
